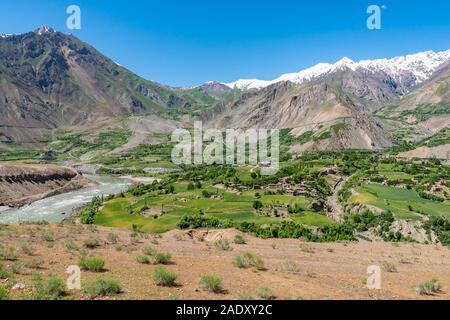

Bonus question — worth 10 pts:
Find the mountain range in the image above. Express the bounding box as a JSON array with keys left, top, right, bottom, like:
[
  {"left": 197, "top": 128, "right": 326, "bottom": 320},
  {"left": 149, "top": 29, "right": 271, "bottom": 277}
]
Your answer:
[{"left": 0, "top": 27, "right": 449, "bottom": 153}]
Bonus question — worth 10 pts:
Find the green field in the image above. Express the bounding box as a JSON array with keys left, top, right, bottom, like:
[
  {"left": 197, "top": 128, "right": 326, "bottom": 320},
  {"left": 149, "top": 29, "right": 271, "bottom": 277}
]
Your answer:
[
  {"left": 350, "top": 184, "right": 450, "bottom": 220},
  {"left": 91, "top": 177, "right": 340, "bottom": 234}
]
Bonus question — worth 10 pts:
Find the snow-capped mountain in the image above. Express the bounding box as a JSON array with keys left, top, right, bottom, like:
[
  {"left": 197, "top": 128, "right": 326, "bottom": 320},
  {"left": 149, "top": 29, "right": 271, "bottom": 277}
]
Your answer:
[{"left": 224, "top": 50, "right": 450, "bottom": 90}]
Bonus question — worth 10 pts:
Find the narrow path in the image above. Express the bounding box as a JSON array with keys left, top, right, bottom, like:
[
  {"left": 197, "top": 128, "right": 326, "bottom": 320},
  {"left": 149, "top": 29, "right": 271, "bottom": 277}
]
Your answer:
[{"left": 326, "top": 176, "right": 350, "bottom": 222}]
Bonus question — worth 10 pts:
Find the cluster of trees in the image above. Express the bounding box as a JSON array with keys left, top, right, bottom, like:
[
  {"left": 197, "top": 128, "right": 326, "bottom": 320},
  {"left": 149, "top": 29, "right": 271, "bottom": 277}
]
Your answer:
[
  {"left": 424, "top": 217, "right": 450, "bottom": 246},
  {"left": 343, "top": 210, "right": 394, "bottom": 233},
  {"left": 238, "top": 221, "right": 356, "bottom": 242},
  {"left": 177, "top": 213, "right": 357, "bottom": 243},
  {"left": 78, "top": 196, "right": 102, "bottom": 224},
  {"left": 342, "top": 210, "right": 415, "bottom": 243},
  {"left": 127, "top": 181, "right": 174, "bottom": 197},
  {"left": 177, "top": 213, "right": 232, "bottom": 230}
]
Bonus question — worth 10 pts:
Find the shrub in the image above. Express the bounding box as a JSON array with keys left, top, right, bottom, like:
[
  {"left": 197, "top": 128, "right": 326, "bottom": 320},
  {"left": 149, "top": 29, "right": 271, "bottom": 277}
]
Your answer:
[
  {"left": 142, "top": 247, "right": 172, "bottom": 265},
  {"left": 199, "top": 275, "right": 223, "bottom": 293},
  {"left": 0, "top": 285, "right": 9, "bottom": 300},
  {"left": 202, "top": 190, "right": 212, "bottom": 198},
  {"left": 0, "top": 246, "right": 17, "bottom": 261},
  {"left": 107, "top": 233, "right": 120, "bottom": 244},
  {"left": 215, "top": 239, "right": 231, "bottom": 251},
  {"left": 256, "top": 287, "right": 275, "bottom": 300},
  {"left": 32, "top": 275, "right": 67, "bottom": 300},
  {"left": 177, "top": 213, "right": 231, "bottom": 230},
  {"left": 383, "top": 262, "right": 397, "bottom": 273},
  {"left": 136, "top": 255, "right": 150, "bottom": 264},
  {"left": 45, "top": 277, "right": 66, "bottom": 299},
  {"left": 252, "top": 200, "right": 263, "bottom": 210},
  {"left": 234, "top": 234, "right": 246, "bottom": 245},
  {"left": 83, "top": 237, "right": 101, "bottom": 249},
  {"left": 78, "top": 255, "right": 105, "bottom": 272},
  {"left": 84, "top": 277, "right": 122, "bottom": 299},
  {"left": 0, "top": 262, "right": 11, "bottom": 279},
  {"left": 299, "top": 243, "right": 315, "bottom": 254},
  {"left": 25, "top": 258, "right": 44, "bottom": 270},
  {"left": 78, "top": 197, "right": 101, "bottom": 224},
  {"left": 153, "top": 266, "right": 177, "bottom": 287},
  {"left": 233, "top": 252, "right": 264, "bottom": 270},
  {"left": 63, "top": 238, "right": 79, "bottom": 252},
  {"left": 42, "top": 231, "right": 55, "bottom": 242},
  {"left": 143, "top": 246, "right": 158, "bottom": 256},
  {"left": 11, "top": 262, "right": 27, "bottom": 274},
  {"left": 277, "top": 260, "right": 298, "bottom": 274},
  {"left": 423, "top": 217, "right": 450, "bottom": 247},
  {"left": 235, "top": 291, "right": 254, "bottom": 300},
  {"left": 151, "top": 252, "right": 172, "bottom": 265},
  {"left": 414, "top": 279, "right": 441, "bottom": 296},
  {"left": 20, "top": 242, "right": 34, "bottom": 256}
]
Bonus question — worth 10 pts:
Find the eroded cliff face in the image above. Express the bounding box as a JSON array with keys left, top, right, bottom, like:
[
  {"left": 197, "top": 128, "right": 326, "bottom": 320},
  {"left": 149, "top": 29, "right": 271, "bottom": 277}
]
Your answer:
[{"left": 0, "top": 163, "right": 95, "bottom": 207}]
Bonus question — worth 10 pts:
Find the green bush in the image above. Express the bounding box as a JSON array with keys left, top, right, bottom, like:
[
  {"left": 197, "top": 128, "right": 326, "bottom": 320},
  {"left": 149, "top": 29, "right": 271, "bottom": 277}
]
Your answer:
[
  {"left": 0, "top": 285, "right": 9, "bottom": 300},
  {"left": 414, "top": 279, "right": 441, "bottom": 295},
  {"left": 256, "top": 287, "right": 275, "bottom": 300},
  {"left": 151, "top": 252, "right": 172, "bottom": 265},
  {"left": 78, "top": 197, "right": 102, "bottom": 224},
  {"left": 199, "top": 275, "right": 223, "bottom": 293},
  {"left": 83, "top": 237, "right": 101, "bottom": 249},
  {"left": 23, "top": 258, "right": 44, "bottom": 270},
  {"left": 107, "top": 233, "right": 120, "bottom": 244},
  {"left": 234, "top": 234, "right": 246, "bottom": 245},
  {"left": 11, "top": 262, "right": 27, "bottom": 274},
  {"left": 78, "top": 255, "right": 105, "bottom": 272},
  {"left": 153, "top": 266, "right": 177, "bottom": 287},
  {"left": 84, "top": 277, "right": 122, "bottom": 299},
  {"left": 0, "top": 246, "right": 17, "bottom": 261},
  {"left": 424, "top": 217, "right": 450, "bottom": 247},
  {"left": 136, "top": 255, "right": 150, "bottom": 264},
  {"left": 215, "top": 239, "right": 231, "bottom": 251},
  {"left": 20, "top": 242, "right": 34, "bottom": 256},
  {"left": 0, "top": 262, "right": 11, "bottom": 279},
  {"left": 177, "top": 213, "right": 232, "bottom": 230},
  {"left": 383, "top": 262, "right": 397, "bottom": 273},
  {"left": 233, "top": 252, "right": 264, "bottom": 270},
  {"left": 45, "top": 277, "right": 66, "bottom": 299},
  {"left": 32, "top": 275, "right": 66, "bottom": 300},
  {"left": 63, "top": 238, "right": 80, "bottom": 252}
]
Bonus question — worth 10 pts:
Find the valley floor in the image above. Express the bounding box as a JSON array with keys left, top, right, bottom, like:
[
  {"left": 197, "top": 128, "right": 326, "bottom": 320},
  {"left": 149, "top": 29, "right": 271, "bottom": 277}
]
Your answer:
[{"left": 1, "top": 224, "right": 449, "bottom": 300}]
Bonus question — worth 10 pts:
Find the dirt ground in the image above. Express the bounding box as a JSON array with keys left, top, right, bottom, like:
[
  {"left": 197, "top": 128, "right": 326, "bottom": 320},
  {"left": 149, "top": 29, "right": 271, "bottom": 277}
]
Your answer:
[{"left": 0, "top": 224, "right": 449, "bottom": 300}]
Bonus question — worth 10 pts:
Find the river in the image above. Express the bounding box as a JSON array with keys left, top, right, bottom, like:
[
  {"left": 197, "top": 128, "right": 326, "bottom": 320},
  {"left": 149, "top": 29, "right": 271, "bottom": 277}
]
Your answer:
[{"left": 0, "top": 175, "right": 132, "bottom": 224}]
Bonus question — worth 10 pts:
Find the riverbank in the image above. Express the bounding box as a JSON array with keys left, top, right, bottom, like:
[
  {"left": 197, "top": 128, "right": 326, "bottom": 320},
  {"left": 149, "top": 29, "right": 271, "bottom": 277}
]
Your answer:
[
  {"left": 0, "top": 162, "right": 97, "bottom": 208},
  {"left": 0, "top": 175, "right": 132, "bottom": 224}
]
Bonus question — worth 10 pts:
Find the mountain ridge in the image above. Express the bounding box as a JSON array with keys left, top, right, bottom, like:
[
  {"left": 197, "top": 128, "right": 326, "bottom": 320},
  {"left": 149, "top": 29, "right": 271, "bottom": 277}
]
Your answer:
[{"left": 223, "top": 50, "right": 450, "bottom": 91}]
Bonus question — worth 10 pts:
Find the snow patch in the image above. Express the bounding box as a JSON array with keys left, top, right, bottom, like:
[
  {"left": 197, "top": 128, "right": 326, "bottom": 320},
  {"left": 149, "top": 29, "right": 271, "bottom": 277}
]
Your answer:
[{"left": 223, "top": 49, "right": 450, "bottom": 90}]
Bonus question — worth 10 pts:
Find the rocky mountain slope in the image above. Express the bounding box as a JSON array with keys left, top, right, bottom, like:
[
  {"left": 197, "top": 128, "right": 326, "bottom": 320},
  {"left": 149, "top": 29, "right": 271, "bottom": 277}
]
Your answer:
[
  {"left": 1, "top": 27, "right": 448, "bottom": 153},
  {"left": 0, "top": 27, "right": 206, "bottom": 144},
  {"left": 373, "top": 61, "right": 450, "bottom": 149},
  {"left": 201, "top": 81, "right": 394, "bottom": 151},
  {"left": 224, "top": 51, "right": 450, "bottom": 112}
]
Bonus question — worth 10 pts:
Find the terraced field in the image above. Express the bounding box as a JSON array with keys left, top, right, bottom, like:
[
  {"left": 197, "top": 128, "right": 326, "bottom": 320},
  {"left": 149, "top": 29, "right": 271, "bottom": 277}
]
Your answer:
[
  {"left": 350, "top": 184, "right": 450, "bottom": 220},
  {"left": 94, "top": 182, "right": 332, "bottom": 233}
]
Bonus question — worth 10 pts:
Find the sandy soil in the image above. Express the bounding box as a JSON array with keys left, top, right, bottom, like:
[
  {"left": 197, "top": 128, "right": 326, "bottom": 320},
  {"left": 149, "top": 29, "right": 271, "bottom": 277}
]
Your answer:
[{"left": 1, "top": 225, "right": 449, "bottom": 300}]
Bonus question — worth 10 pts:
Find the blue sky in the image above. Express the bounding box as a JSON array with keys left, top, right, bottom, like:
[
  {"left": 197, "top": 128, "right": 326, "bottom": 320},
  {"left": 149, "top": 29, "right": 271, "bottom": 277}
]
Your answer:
[{"left": 1, "top": 0, "right": 450, "bottom": 86}]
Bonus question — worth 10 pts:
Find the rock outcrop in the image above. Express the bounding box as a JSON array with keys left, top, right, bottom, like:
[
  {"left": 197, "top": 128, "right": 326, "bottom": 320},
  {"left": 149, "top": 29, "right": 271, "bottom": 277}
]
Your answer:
[{"left": 0, "top": 163, "right": 95, "bottom": 207}]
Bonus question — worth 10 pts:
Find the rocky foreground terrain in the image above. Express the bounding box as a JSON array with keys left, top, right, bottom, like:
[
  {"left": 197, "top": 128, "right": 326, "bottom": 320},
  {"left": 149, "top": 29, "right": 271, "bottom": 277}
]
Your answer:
[{"left": 0, "top": 224, "right": 448, "bottom": 300}]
